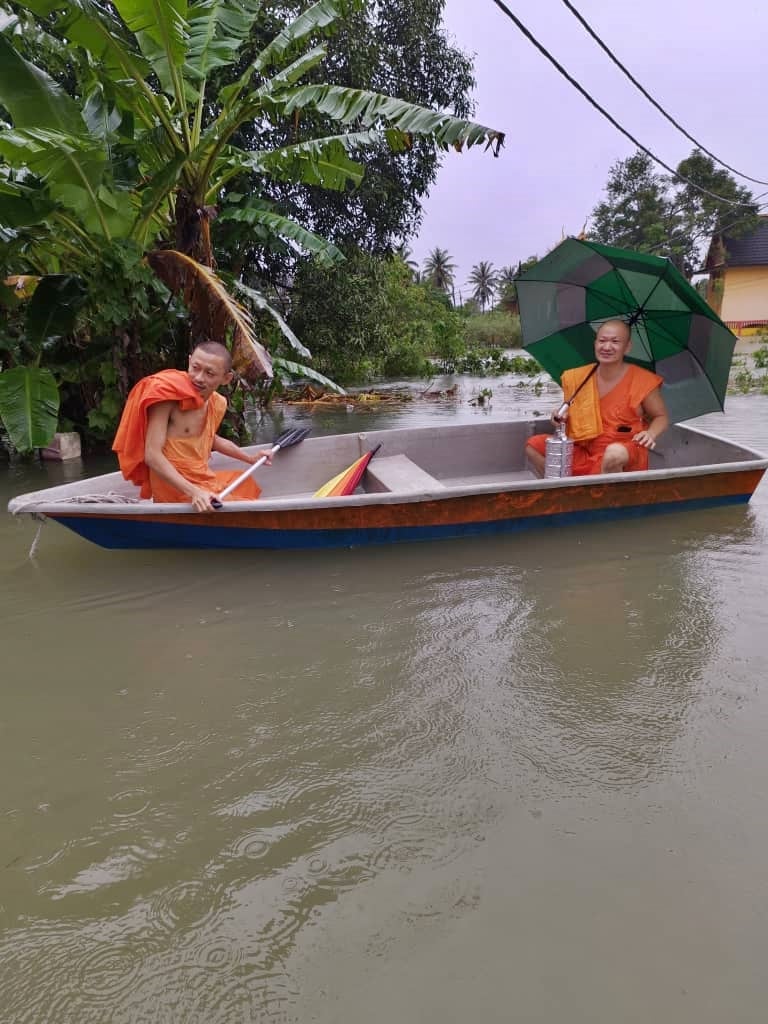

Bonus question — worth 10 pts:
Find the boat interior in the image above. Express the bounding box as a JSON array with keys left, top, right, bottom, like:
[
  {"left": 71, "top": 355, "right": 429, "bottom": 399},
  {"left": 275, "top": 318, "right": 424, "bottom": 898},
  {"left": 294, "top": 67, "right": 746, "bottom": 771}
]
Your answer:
[{"left": 8, "top": 418, "right": 766, "bottom": 513}]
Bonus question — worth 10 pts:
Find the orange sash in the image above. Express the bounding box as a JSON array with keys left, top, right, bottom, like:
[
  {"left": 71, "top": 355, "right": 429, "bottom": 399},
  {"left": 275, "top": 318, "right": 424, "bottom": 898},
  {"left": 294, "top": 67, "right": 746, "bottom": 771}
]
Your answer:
[
  {"left": 113, "top": 370, "right": 202, "bottom": 498},
  {"left": 561, "top": 364, "right": 601, "bottom": 442}
]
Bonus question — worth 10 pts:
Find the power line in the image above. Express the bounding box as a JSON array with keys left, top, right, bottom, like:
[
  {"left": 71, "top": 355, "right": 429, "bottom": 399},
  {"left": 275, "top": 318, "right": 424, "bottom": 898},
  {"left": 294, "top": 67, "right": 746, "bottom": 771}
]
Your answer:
[
  {"left": 488, "top": 0, "right": 758, "bottom": 210},
  {"left": 559, "top": 0, "right": 768, "bottom": 186}
]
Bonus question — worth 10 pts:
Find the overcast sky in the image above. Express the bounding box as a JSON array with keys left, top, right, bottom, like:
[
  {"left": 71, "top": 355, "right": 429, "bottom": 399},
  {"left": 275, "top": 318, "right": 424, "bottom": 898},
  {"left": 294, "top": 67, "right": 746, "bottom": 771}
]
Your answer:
[{"left": 412, "top": 0, "right": 768, "bottom": 296}]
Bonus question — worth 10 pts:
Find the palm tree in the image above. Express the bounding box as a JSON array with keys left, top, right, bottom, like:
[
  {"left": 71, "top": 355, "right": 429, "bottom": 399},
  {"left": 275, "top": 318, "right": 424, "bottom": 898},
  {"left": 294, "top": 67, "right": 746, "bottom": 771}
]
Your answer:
[
  {"left": 395, "top": 244, "right": 420, "bottom": 281},
  {"left": 496, "top": 264, "right": 519, "bottom": 313},
  {"left": 468, "top": 261, "right": 498, "bottom": 312},
  {"left": 423, "top": 248, "right": 456, "bottom": 295}
]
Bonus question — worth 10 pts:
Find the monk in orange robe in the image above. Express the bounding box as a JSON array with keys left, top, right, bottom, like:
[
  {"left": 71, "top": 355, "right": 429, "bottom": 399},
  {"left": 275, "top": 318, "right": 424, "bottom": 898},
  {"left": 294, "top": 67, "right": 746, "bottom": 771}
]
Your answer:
[
  {"left": 526, "top": 320, "right": 669, "bottom": 476},
  {"left": 113, "top": 341, "right": 272, "bottom": 510}
]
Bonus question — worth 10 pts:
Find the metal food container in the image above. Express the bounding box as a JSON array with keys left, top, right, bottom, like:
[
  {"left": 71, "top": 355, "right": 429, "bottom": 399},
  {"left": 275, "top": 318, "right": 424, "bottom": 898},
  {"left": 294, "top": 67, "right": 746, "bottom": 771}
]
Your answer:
[{"left": 544, "top": 421, "right": 574, "bottom": 478}]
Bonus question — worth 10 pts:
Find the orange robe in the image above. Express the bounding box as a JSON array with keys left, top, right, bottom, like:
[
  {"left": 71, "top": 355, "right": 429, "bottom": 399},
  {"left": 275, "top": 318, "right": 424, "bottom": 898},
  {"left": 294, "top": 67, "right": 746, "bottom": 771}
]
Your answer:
[
  {"left": 527, "top": 363, "right": 664, "bottom": 476},
  {"left": 113, "top": 370, "right": 261, "bottom": 502}
]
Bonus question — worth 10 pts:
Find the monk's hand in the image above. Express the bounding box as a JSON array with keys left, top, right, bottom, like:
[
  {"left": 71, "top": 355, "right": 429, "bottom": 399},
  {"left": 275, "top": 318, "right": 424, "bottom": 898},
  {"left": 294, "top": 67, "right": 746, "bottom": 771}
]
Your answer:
[
  {"left": 633, "top": 429, "right": 656, "bottom": 450},
  {"left": 253, "top": 448, "right": 272, "bottom": 466},
  {"left": 189, "top": 487, "right": 218, "bottom": 512},
  {"left": 551, "top": 402, "right": 569, "bottom": 425}
]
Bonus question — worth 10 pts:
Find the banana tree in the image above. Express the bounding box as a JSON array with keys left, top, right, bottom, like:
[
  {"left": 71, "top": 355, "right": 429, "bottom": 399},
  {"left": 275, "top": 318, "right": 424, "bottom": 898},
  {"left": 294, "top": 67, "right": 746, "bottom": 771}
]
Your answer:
[
  {"left": 0, "top": 274, "right": 87, "bottom": 450},
  {"left": 0, "top": 0, "right": 503, "bottom": 421}
]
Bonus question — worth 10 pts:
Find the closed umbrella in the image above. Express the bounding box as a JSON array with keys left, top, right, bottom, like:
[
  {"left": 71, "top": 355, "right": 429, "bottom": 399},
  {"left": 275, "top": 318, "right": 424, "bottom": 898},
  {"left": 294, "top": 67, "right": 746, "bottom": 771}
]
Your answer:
[{"left": 314, "top": 445, "right": 381, "bottom": 497}]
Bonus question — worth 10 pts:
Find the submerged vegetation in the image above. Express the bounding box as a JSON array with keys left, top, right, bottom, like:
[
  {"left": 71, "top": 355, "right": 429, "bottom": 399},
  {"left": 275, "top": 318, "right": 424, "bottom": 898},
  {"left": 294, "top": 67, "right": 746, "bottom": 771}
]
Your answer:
[{"left": 729, "top": 349, "right": 768, "bottom": 395}]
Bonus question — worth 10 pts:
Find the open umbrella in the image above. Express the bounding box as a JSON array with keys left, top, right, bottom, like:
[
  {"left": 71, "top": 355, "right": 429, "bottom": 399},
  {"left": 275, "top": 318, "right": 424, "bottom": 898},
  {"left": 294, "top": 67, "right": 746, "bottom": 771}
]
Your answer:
[
  {"left": 314, "top": 445, "right": 381, "bottom": 497},
  {"left": 516, "top": 237, "right": 737, "bottom": 422}
]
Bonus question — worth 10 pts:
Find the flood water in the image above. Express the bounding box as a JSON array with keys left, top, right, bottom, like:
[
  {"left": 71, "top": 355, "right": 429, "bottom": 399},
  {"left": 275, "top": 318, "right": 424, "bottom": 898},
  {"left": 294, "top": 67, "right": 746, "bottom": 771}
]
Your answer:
[{"left": 2, "top": 378, "right": 768, "bottom": 1023}]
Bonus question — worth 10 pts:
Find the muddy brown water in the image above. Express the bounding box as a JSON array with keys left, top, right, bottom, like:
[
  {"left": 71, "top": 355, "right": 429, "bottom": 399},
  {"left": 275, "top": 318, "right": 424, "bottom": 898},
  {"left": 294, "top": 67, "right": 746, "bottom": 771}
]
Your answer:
[{"left": 2, "top": 381, "right": 768, "bottom": 1023}]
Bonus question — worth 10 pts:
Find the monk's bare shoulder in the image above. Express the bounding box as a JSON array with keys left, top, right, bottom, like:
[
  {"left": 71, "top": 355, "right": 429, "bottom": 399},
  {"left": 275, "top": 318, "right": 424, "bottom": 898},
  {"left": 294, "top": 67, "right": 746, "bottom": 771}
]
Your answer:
[{"left": 145, "top": 400, "right": 176, "bottom": 452}]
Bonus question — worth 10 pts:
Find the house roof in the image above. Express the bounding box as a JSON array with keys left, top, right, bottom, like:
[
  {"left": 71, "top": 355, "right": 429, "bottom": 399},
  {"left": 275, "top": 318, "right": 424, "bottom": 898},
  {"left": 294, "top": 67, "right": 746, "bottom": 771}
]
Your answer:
[{"left": 707, "top": 217, "right": 768, "bottom": 270}]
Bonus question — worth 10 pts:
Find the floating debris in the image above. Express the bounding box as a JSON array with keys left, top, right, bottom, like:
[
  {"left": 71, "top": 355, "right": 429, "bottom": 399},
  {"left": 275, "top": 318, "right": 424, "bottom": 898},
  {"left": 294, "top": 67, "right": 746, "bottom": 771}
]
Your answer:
[{"left": 279, "top": 384, "right": 413, "bottom": 406}]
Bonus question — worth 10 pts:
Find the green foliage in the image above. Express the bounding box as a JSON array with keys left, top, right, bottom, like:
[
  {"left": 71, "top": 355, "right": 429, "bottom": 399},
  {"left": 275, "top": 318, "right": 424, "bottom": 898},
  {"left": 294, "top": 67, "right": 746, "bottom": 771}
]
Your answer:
[
  {"left": 591, "top": 149, "right": 760, "bottom": 278},
  {"left": 463, "top": 310, "right": 522, "bottom": 349},
  {"left": 448, "top": 348, "right": 537, "bottom": 376},
  {"left": 0, "top": 0, "right": 503, "bottom": 442},
  {"left": 752, "top": 345, "right": 768, "bottom": 369},
  {"left": 0, "top": 365, "right": 59, "bottom": 451},
  {"left": 495, "top": 255, "right": 537, "bottom": 312},
  {"left": 25, "top": 274, "right": 88, "bottom": 349},
  {"left": 288, "top": 250, "right": 462, "bottom": 382},
  {"left": 0, "top": 271, "right": 88, "bottom": 450},
  {"left": 422, "top": 246, "right": 456, "bottom": 294},
  {"left": 467, "top": 260, "right": 497, "bottom": 311},
  {"left": 382, "top": 257, "right": 463, "bottom": 367},
  {"left": 227, "top": 0, "right": 478, "bottom": 259},
  {"left": 732, "top": 365, "right": 755, "bottom": 393},
  {"left": 288, "top": 247, "right": 389, "bottom": 382},
  {"left": 33, "top": 240, "right": 186, "bottom": 446}
]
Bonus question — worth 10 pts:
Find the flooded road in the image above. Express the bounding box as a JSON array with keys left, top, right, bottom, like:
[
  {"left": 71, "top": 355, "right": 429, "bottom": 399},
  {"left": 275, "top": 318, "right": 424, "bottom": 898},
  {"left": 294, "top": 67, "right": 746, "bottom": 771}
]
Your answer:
[{"left": 2, "top": 382, "right": 768, "bottom": 1023}]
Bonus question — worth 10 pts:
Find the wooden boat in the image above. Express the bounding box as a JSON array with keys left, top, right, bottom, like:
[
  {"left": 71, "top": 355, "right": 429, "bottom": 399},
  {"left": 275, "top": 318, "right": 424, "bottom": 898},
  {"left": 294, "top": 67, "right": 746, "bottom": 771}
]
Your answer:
[{"left": 7, "top": 419, "right": 768, "bottom": 550}]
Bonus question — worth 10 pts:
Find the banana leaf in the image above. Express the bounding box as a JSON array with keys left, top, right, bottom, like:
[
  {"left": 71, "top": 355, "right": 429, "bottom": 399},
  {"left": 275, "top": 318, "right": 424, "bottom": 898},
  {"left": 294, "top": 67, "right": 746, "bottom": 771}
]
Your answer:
[{"left": 0, "top": 365, "right": 60, "bottom": 451}]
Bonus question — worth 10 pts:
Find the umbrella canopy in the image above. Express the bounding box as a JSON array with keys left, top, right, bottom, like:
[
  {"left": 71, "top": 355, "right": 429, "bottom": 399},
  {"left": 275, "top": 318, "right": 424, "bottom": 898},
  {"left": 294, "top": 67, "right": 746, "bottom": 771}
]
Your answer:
[
  {"left": 314, "top": 445, "right": 381, "bottom": 497},
  {"left": 516, "top": 238, "right": 737, "bottom": 422}
]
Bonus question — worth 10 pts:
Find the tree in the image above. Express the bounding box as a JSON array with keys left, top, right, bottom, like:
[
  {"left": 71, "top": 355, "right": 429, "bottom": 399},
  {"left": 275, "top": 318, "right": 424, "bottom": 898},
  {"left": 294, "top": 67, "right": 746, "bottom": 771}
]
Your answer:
[
  {"left": 422, "top": 247, "right": 456, "bottom": 295},
  {"left": 590, "top": 149, "right": 759, "bottom": 278},
  {"left": 395, "top": 243, "right": 421, "bottom": 281},
  {"left": 496, "top": 264, "right": 518, "bottom": 312},
  {"left": 467, "top": 260, "right": 497, "bottom": 312},
  {"left": 674, "top": 150, "right": 761, "bottom": 271},
  {"left": 590, "top": 152, "right": 674, "bottom": 256},
  {"left": 0, "top": 0, "right": 504, "bottom": 449},
  {"left": 227, "top": 0, "right": 477, "bottom": 261},
  {"left": 288, "top": 249, "right": 462, "bottom": 381}
]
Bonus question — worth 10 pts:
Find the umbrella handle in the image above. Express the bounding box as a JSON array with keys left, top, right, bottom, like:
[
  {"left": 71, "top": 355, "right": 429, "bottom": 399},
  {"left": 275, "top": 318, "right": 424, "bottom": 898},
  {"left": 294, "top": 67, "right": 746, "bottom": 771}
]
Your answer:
[{"left": 554, "top": 401, "right": 569, "bottom": 421}]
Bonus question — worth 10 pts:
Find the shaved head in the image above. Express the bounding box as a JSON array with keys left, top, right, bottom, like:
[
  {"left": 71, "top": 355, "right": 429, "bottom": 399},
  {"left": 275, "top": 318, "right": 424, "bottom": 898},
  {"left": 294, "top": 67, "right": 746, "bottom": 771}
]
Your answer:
[
  {"left": 191, "top": 340, "right": 232, "bottom": 371},
  {"left": 596, "top": 319, "right": 631, "bottom": 343}
]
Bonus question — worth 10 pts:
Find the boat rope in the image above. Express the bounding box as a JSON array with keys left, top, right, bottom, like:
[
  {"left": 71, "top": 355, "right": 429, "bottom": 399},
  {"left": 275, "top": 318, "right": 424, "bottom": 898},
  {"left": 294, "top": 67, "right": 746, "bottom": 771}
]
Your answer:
[
  {"left": 28, "top": 514, "right": 46, "bottom": 560},
  {"left": 12, "top": 493, "right": 143, "bottom": 559},
  {"left": 12, "top": 492, "right": 142, "bottom": 515}
]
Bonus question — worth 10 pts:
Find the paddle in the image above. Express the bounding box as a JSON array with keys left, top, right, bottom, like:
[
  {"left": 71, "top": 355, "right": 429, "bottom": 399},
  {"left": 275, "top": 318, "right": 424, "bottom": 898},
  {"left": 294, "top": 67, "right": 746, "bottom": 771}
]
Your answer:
[{"left": 211, "top": 427, "right": 311, "bottom": 509}]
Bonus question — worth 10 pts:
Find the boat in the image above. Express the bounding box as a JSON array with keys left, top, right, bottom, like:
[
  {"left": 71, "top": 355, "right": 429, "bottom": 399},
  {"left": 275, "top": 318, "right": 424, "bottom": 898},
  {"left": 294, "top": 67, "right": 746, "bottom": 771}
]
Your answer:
[{"left": 7, "top": 419, "right": 768, "bottom": 550}]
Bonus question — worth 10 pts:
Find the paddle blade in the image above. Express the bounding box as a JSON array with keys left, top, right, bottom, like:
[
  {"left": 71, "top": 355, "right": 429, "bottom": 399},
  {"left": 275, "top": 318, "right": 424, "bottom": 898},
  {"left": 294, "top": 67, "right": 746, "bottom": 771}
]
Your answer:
[
  {"left": 274, "top": 426, "right": 311, "bottom": 448},
  {"left": 314, "top": 445, "right": 381, "bottom": 498}
]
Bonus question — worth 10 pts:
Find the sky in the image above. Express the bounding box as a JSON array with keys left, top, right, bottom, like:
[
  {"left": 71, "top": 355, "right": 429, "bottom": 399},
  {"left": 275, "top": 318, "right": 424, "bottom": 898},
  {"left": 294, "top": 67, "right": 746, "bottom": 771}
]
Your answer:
[{"left": 412, "top": 0, "right": 768, "bottom": 297}]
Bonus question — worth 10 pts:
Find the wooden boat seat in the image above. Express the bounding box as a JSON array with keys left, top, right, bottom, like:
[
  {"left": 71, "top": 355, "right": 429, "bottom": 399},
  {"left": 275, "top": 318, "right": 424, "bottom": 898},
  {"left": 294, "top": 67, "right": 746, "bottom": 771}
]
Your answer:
[{"left": 365, "top": 454, "right": 445, "bottom": 494}]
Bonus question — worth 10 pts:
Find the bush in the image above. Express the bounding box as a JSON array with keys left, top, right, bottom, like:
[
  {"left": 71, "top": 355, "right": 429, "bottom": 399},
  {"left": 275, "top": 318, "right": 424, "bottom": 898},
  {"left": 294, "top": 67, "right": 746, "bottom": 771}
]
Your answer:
[
  {"left": 449, "top": 348, "right": 539, "bottom": 376},
  {"left": 463, "top": 311, "right": 522, "bottom": 349},
  {"left": 289, "top": 249, "right": 464, "bottom": 383}
]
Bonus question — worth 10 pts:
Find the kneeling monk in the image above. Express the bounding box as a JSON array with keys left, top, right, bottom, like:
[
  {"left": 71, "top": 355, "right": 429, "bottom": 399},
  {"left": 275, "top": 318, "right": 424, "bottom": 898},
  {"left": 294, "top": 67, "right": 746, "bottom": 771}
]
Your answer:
[
  {"left": 113, "top": 341, "right": 272, "bottom": 511},
  {"left": 526, "top": 320, "right": 669, "bottom": 477}
]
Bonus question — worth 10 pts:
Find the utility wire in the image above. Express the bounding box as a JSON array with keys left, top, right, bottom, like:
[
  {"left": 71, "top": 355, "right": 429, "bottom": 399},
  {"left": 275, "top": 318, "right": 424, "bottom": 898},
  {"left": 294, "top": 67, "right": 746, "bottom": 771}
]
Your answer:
[
  {"left": 489, "top": 0, "right": 757, "bottom": 209},
  {"left": 559, "top": 0, "right": 768, "bottom": 186}
]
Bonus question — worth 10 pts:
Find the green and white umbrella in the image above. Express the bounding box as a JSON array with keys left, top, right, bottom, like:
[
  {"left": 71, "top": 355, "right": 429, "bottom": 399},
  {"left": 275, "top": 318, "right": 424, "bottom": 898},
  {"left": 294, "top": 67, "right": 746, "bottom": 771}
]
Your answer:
[{"left": 516, "top": 238, "right": 736, "bottom": 422}]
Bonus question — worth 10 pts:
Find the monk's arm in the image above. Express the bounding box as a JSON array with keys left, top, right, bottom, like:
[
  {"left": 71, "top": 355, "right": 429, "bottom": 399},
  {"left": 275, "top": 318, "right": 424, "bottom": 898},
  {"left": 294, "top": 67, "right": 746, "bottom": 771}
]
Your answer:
[
  {"left": 145, "top": 402, "right": 217, "bottom": 510},
  {"left": 212, "top": 435, "right": 272, "bottom": 466},
  {"left": 634, "top": 387, "right": 669, "bottom": 449}
]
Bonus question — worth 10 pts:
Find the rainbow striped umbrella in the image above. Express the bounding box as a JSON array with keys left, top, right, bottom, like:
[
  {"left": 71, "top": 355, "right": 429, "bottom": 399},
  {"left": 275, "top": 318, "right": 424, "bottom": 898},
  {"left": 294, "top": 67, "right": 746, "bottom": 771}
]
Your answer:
[{"left": 314, "top": 445, "right": 381, "bottom": 497}]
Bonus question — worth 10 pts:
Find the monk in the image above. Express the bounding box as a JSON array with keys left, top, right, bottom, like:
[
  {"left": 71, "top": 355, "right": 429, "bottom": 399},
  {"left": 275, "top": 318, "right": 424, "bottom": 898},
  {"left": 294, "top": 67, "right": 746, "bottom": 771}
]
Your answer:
[
  {"left": 526, "top": 320, "right": 669, "bottom": 476},
  {"left": 113, "top": 341, "right": 272, "bottom": 511}
]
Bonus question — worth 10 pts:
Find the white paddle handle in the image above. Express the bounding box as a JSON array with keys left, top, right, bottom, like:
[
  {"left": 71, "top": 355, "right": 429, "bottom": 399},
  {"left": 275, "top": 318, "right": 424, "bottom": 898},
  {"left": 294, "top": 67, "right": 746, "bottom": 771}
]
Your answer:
[{"left": 216, "top": 444, "right": 280, "bottom": 500}]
